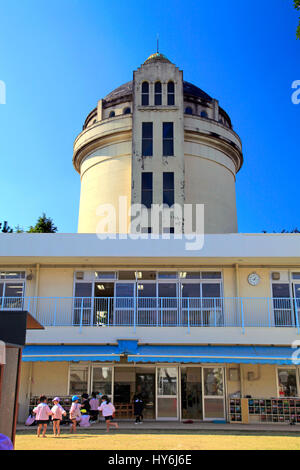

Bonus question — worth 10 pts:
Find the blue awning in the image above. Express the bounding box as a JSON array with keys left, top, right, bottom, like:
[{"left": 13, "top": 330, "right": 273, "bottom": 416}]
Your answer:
[
  {"left": 127, "top": 345, "right": 299, "bottom": 365},
  {"left": 22, "top": 345, "right": 121, "bottom": 362},
  {"left": 22, "top": 344, "right": 299, "bottom": 365}
]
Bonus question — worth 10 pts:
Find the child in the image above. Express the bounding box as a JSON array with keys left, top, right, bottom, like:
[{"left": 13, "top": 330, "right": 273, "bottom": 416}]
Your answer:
[
  {"left": 51, "top": 397, "right": 66, "bottom": 437},
  {"left": 69, "top": 395, "right": 81, "bottom": 433},
  {"left": 134, "top": 394, "right": 144, "bottom": 424},
  {"left": 98, "top": 395, "right": 118, "bottom": 432},
  {"left": 32, "top": 395, "right": 52, "bottom": 438},
  {"left": 89, "top": 392, "right": 100, "bottom": 422}
]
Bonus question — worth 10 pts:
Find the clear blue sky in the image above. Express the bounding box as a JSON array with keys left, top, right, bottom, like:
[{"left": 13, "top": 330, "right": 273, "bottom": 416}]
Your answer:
[{"left": 0, "top": 0, "right": 299, "bottom": 233}]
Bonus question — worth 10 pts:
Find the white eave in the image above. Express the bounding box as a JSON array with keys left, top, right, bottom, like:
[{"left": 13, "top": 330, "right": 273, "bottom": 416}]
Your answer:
[{"left": 0, "top": 233, "right": 300, "bottom": 266}]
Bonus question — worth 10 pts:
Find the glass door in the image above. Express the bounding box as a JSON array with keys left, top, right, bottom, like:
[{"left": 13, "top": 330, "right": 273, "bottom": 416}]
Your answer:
[
  {"left": 156, "top": 367, "right": 179, "bottom": 420},
  {"left": 202, "top": 367, "right": 225, "bottom": 421},
  {"left": 114, "top": 283, "right": 135, "bottom": 325},
  {"left": 136, "top": 373, "right": 156, "bottom": 419},
  {"left": 272, "top": 283, "right": 293, "bottom": 326},
  {"left": 293, "top": 283, "right": 300, "bottom": 327}
]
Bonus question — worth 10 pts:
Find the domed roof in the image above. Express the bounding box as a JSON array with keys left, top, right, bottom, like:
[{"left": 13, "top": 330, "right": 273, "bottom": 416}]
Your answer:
[
  {"left": 103, "top": 80, "right": 212, "bottom": 104},
  {"left": 144, "top": 52, "right": 172, "bottom": 64}
]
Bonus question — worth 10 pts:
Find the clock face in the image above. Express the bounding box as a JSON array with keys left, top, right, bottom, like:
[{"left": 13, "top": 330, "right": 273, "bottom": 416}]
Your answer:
[{"left": 248, "top": 273, "right": 260, "bottom": 286}]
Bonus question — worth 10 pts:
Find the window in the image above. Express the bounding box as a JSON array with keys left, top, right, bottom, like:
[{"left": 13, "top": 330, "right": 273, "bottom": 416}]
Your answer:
[
  {"left": 0, "top": 271, "right": 25, "bottom": 309},
  {"left": 167, "top": 81, "right": 175, "bottom": 105},
  {"left": 73, "top": 282, "right": 93, "bottom": 325},
  {"left": 142, "top": 122, "right": 153, "bottom": 156},
  {"left": 278, "top": 369, "right": 298, "bottom": 397},
  {"left": 163, "top": 172, "right": 174, "bottom": 206},
  {"left": 69, "top": 365, "right": 89, "bottom": 395},
  {"left": 272, "top": 283, "right": 293, "bottom": 326},
  {"left": 201, "top": 111, "right": 208, "bottom": 118},
  {"left": 155, "top": 81, "right": 162, "bottom": 105},
  {"left": 109, "top": 111, "right": 115, "bottom": 118},
  {"left": 163, "top": 122, "right": 174, "bottom": 156},
  {"left": 141, "top": 172, "right": 153, "bottom": 208},
  {"left": 123, "top": 107, "right": 131, "bottom": 114},
  {"left": 185, "top": 107, "right": 193, "bottom": 115},
  {"left": 141, "top": 81, "right": 149, "bottom": 106}
]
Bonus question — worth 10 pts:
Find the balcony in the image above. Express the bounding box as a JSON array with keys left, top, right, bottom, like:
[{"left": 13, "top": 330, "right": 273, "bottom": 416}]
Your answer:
[{"left": 2, "top": 296, "right": 300, "bottom": 330}]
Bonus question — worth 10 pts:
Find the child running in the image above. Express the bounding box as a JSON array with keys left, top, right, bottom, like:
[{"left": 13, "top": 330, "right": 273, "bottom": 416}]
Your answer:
[
  {"left": 32, "top": 395, "right": 52, "bottom": 438},
  {"left": 51, "top": 397, "right": 66, "bottom": 437},
  {"left": 98, "top": 395, "right": 118, "bottom": 432},
  {"left": 69, "top": 395, "right": 81, "bottom": 433}
]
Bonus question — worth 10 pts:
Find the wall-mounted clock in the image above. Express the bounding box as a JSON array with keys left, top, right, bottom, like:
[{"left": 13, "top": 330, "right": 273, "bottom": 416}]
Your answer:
[{"left": 247, "top": 272, "right": 261, "bottom": 286}]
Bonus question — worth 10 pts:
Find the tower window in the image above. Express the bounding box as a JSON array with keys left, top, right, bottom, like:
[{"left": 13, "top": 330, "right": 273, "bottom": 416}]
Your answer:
[
  {"left": 163, "top": 122, "right": 174, "bottom": 156},
  {"left": 109, "top": 111, "right": 115, "bottom": 118},
  {"left": 141, "top": 81, "right": 149, "bottom": 106},
  {"left": 142, "top": 122, "right": 153, "bottom": 156},
  {"left": 167, "top": 81, "right": 175, "bottom": 105},
  {"left": 141, "top": 172, "right": 153, "bottom": 209},
  {"left": 201, "top": 111, "right": 208, "bottom": 118},
  {"left": 155, "top": 81, "right": 162, "bottom": 105},
  {"left": 185, "top": 107, "right": 193, "bottom": 115},
  {"left": 123, "top": 107, "right": 131, "bottom": 114},
  {"left": 163, "top": 172, "right": 174, "bottom": 207}
]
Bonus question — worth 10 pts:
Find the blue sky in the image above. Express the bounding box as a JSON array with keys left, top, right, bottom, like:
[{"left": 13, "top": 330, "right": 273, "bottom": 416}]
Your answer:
[{"left": 0, "top": 0, "right": 299, "bottom": 233}]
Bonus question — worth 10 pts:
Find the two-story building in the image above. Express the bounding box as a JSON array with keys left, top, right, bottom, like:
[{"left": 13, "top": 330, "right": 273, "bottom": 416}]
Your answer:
[{"left": 1, "top": 53, "right": 300, "bottom": 424}]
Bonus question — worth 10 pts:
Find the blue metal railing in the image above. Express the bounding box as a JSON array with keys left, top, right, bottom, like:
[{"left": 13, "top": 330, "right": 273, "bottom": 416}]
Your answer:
[{"left": 1, "top": 296, "right": 299, "bottom": 329}]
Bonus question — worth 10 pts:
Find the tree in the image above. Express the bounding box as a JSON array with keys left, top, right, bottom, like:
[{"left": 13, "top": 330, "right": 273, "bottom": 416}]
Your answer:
[
  {"left": 0, "top": 221, "right": 13, "bottom": 233},
  {"left": 28, "top": 213, "right": 57, "bottom": 233},
  {"left": 295, "top": 0, "right": 300, "bottom": 39}
]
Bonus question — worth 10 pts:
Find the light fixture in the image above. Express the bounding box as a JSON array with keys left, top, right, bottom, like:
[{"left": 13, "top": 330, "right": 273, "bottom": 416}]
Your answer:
[{"left": 97, "top": 284, "right": 105, "bottom": 290}]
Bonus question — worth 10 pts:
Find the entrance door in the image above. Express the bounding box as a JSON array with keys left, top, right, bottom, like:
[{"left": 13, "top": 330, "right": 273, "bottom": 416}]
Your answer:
[
  {"left": 181, "top": 367, "right": 202, "bottom": 419},
  {"left": 202, "top": 367, "right": 225, "bottom": 420},
  {"left": 136, "top": 373, "right": 155, "bottom": 419},
  {"left": 156, "top": 367, "right": 178, "bottom": 420}
]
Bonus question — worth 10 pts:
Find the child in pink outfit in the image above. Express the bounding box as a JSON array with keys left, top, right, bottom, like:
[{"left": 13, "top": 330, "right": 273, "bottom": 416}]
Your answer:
[
  {"left": 33, "top": 395, "right": 52, "bottom": 438},
  {"left": 69, "top": 396, "right": 81, "bottom": 433},
  {"left": 51, "top": 397, "right": 66, "bottom": 437},
  {"left": 98, "top": 395, "right": 118, "bottom": 432}
]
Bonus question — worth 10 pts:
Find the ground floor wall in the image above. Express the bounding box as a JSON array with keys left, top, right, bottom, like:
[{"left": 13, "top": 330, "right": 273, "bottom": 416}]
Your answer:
[{"left": 18, "top": 361, "right": 300, "bottom": 424}]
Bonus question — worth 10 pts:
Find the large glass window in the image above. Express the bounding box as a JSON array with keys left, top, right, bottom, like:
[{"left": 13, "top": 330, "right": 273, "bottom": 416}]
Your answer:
[
  {"left": 278, "top": 369, "right": 298, "bottom": 397},
  {"left": 167, "top": 81, "right": 175, "bottom": 105},
  {"left": 141, "top": 81, "right": 149, "bottom": 106},
  {"left": 74, "top": 282, "right": 93, "bottom": 325},
  {"left": 154, "top": 81, "right": 162, "bottom": 105},
  {"left": 69, "top": 365, "right": 89, "bottom": 395},
  {"left": 92, "top": 366, "right": 112, "bottom": 396},
  {"left": 141, "top": 172, "right": 153, "bottom": 208},
  {"left": 142, "top": 122, "right": 153, "bottom": 157},
  {"left": 163, "top": 122, "right": 174, "bottom": 156},
  {"left": 0, "top": 271, "right": 25, "bottom": 309},
  {"left": 272, "top": 283, "right": 293, "bottom": 326},
  {"left": 163, "top": 172, "right": 174, "bottom": 207}
]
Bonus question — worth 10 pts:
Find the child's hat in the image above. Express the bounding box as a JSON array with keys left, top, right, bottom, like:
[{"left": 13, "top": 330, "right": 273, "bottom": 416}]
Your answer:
[
  {"left": 52, "top": 397, "right": 60, "bottom": 402},
  {"left": 72, "top": 395, "right": 80, "bottom": 402}
]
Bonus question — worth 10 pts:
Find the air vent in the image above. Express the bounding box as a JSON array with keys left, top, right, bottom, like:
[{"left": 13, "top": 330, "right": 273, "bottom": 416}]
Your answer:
[
  {"left": 75, "top": 271, "right": 84, "bottom": 280},
  {"left": 272, "top": 272, "right": 280, "bottom": 281}
]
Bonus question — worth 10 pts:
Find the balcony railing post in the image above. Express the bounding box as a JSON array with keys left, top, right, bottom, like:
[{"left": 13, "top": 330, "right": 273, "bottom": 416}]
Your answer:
[
  {"left": 54, "top": 297, "right": 57, "bottom": 326},
  {"left": 267, "top": 297, "right": 271, "bottom": 328},
  {"left": 241, "top": 298, "right": 245, "bottom": 334},
  {"left": 79, "top": 297, "right": 83, "bottom": 333},
  {"left": 214, "top": 298, "right": 217, "bottom": 327},
  {"left": 161, "top": 299, "right": 163, "bottom": 327},
  {"left": 187, "top": 298, "right": 190, "bottom": 333},
  {"left": 133, "top": 296, "right": 136, "bottom": 332},
  {"left": 107, "top": 298, "right": 110, "bottom": 327},
  {"left": 294, "top": 297, "right": 300, "bottom": 334}
]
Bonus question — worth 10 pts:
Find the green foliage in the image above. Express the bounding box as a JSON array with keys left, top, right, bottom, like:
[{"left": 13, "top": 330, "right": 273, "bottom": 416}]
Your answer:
[
  {"left": 0, "top": 221, "right": 13, "bottom": 233},
  {"left": 295, "top": 0, "right": 300, "bottom": 38},
  {"left": 28, "top": 213, "right": 57, "bottom": 233}
]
